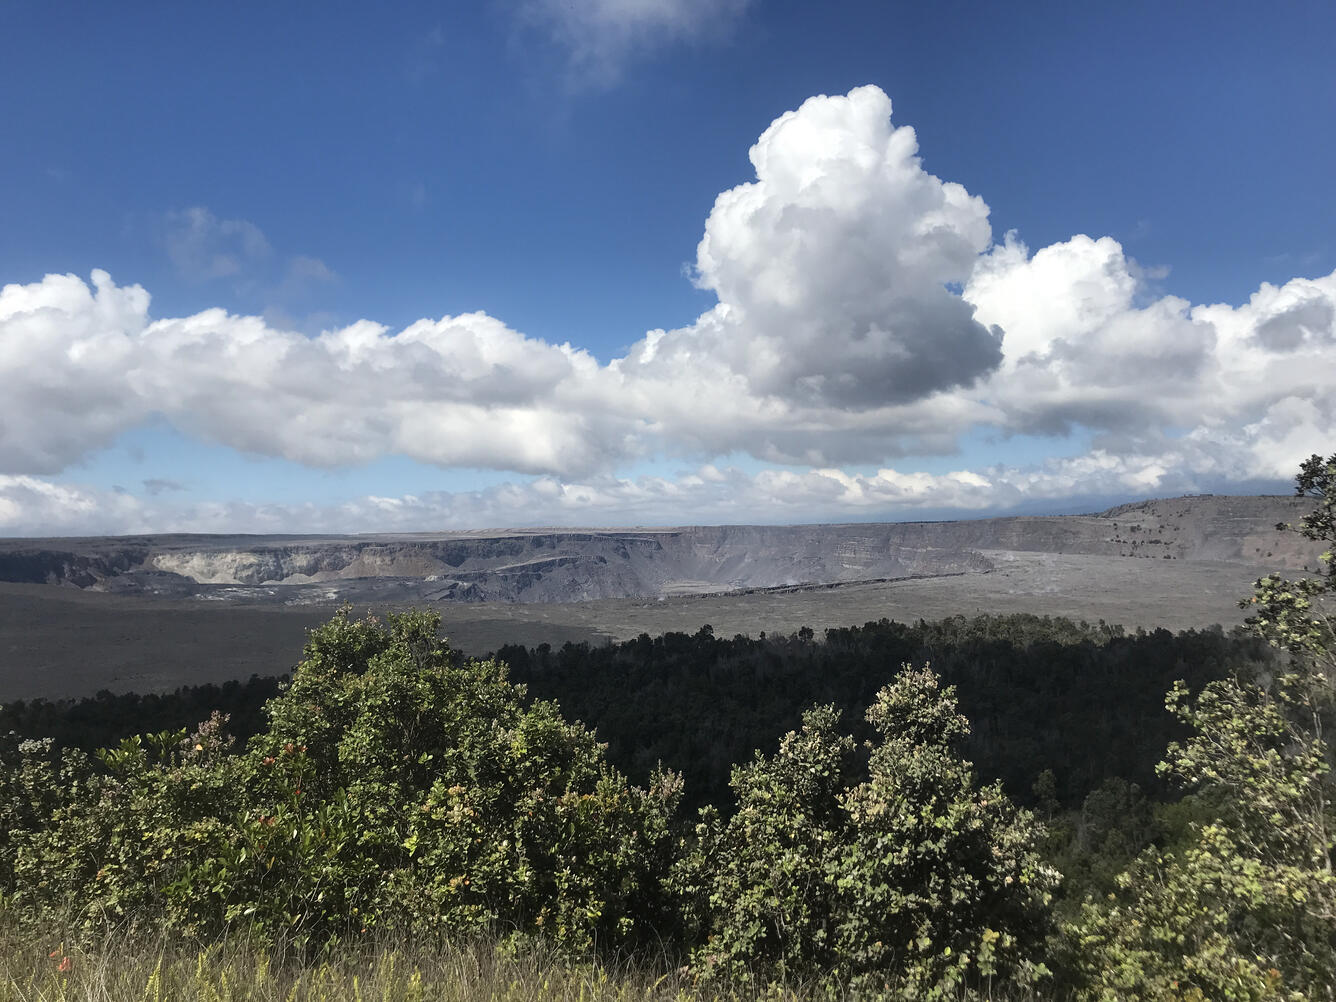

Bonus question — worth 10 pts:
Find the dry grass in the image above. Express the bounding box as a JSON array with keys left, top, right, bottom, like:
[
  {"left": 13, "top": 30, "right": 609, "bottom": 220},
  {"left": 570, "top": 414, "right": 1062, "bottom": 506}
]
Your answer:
[{"left": 0, "top": 925, "right": 811, "bottom": 1002}]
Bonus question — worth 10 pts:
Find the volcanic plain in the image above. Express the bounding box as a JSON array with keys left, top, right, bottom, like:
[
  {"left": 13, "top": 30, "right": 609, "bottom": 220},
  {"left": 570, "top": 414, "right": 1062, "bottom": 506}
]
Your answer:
[{"left": 0, "top": 494, "right": 1322, "bottom": 701}]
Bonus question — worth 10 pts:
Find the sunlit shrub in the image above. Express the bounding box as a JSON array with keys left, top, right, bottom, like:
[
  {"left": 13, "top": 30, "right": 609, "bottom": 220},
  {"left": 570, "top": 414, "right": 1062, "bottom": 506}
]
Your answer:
[
  {"left": 672, "top": 665, "right": 1058, "bottom": 999},
  {"left": 1, "top": 609, "right": 682, "bottom": 952}
]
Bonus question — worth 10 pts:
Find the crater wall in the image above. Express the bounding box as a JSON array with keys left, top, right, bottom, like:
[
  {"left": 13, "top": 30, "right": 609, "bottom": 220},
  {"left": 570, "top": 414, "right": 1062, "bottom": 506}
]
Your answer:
[{"left": 0, "top": 494, "right": 1319, "bottom": 606}]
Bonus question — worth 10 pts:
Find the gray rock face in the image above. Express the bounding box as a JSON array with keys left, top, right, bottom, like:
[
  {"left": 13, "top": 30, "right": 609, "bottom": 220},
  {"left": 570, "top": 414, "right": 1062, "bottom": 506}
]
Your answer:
[{"left": 0, "top": 495, "right": 1320, "bottom": 606}]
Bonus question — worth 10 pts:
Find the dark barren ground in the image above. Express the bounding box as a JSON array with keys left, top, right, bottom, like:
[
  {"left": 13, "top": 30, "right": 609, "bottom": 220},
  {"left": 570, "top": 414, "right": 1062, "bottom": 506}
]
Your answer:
[{"left": 0, "top": 494, "right": 1322, "bottom": 701}]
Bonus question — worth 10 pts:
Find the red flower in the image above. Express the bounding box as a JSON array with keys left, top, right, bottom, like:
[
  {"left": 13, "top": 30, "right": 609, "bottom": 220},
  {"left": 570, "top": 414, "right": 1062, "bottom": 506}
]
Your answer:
[{"left": 57, "top": 956, "right": 72, "bottom": 973}]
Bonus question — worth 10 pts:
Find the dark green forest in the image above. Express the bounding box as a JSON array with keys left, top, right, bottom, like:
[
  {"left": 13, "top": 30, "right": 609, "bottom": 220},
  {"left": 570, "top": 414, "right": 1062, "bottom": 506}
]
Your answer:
[
  {"left": 498, "top": 614, "right": 1272, "bottom": 812},
  {"left": 1, "top": 614, "right": 1273, "bottom": 814},
  {"left": 3, "top": 453, "right": 1335, "bottom": 1001}
]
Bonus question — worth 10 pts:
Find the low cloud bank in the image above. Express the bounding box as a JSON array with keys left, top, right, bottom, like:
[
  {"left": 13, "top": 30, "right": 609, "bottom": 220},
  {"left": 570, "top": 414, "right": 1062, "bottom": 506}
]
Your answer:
[{"left": 0, "top": 451, "right": 1297, "bottom": 536}]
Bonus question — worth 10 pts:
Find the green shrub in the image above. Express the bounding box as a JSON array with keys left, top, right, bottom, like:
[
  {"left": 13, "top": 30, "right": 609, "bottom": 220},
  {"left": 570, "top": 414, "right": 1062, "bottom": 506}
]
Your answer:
[
  {"left": 1063, "top": 671, "right": 1336, "bottom": 1002},
  {"left": 673, "top": 665, "right": 1058, "bottom": 999},
  {"left": 1066, "top": 453, "right": 1336, "bottom": 1002},
  {"left": 1, "top": 609, "right": 683, "bottom": 952},
  {"left": 1, "top": 715, "right": 242, "bottom": 933}
]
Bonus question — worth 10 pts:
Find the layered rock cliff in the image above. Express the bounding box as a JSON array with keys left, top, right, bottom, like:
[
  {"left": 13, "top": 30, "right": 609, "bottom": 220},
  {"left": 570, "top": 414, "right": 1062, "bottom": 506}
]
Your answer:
[{"left": 0, "top": 494, "right": 1319, "bottom": 605}]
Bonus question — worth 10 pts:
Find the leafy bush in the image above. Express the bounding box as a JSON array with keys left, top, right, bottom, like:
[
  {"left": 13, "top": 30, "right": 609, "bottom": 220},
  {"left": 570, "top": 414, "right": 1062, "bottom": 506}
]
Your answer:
[
  {"left": 1, "top": 609, "right": 682, "bottom": 952},
  {"left": 1067, "top": 453, "right": 1336, "bottom": 1002},
  {"left": 1, "top": 716, "right": 242, "bottom": 933},
  {"left": 197, "top": 608, "right": 683, "bottom": 950},
  {"left": 673, "top": 665, "right": 1058, "bottom": 999}
]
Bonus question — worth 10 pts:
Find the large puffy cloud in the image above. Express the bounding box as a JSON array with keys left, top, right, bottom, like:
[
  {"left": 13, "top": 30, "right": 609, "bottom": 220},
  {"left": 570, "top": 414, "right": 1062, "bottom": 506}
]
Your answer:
[
  {"left": 965, "top": 234, "right": 1216, "bottom": 435},
  {"left": 689, "top": 86, "right": 999, "bottom": 407},
  {"left": 134, "top": 308, "right": 613, "bottom": 472},
  {"left": 624, "top": 86, "right": 1000, "bottom": 412},
  {"left": 603, "top": 86, "right": 1004, "bottom": 465},
  {"left": 0, "top": 271, "right": 153, "bottom": 473},
  {"left": 4, "top": 84, "right": 1336, "bottom": 535},
  {"left": 1193, "top": 273, "right": 1336, "bottom": 478},
  {"left": 0, "top": 271, "right": 617, "bottom": 476},
  {"left": 963, "top": 232, "right": 1336, "bottom": 477}
]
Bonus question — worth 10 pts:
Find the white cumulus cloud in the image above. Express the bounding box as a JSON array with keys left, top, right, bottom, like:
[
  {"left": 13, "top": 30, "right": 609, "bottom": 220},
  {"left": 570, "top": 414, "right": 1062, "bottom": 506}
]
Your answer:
[
  {"left": 641, "top": 86, "right": 1000, "bottom": 409},
  {"left": 0, "top": 272, "right": 620, "bottom": 476},
  {"left": 3, "top": 85, "right": 1336, "bottom": 534},
  {"left": 963, "top": 232, "right": 1336, "bottom": 476}
]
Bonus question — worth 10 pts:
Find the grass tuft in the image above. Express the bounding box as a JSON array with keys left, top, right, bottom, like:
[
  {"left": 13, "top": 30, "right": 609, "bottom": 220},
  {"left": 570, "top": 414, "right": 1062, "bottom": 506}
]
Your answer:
[{"left": 0, "top": 924, "right": 812, "bottom": 1002}]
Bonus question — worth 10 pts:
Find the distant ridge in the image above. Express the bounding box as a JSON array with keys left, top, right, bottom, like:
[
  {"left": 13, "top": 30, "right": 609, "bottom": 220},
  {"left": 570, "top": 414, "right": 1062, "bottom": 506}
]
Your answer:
[{"left": 0, "top": 494, "right": 1319, "bottom": 606}]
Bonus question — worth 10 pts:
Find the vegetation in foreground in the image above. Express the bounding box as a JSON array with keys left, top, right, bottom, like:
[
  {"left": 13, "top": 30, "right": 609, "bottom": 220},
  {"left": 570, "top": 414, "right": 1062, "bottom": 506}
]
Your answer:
[
  {"left": 0, "top": 927, "right": 816, "bottom": 1002},
  {"left": 2, "top": 453, "right": 1334, "bottom": 1000}
]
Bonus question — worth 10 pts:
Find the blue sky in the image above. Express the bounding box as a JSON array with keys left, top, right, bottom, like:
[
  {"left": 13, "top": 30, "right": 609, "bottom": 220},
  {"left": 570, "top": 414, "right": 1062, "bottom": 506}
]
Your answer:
[{"left": 2, "top": 0, "right": 1334, "bottom": 534}]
